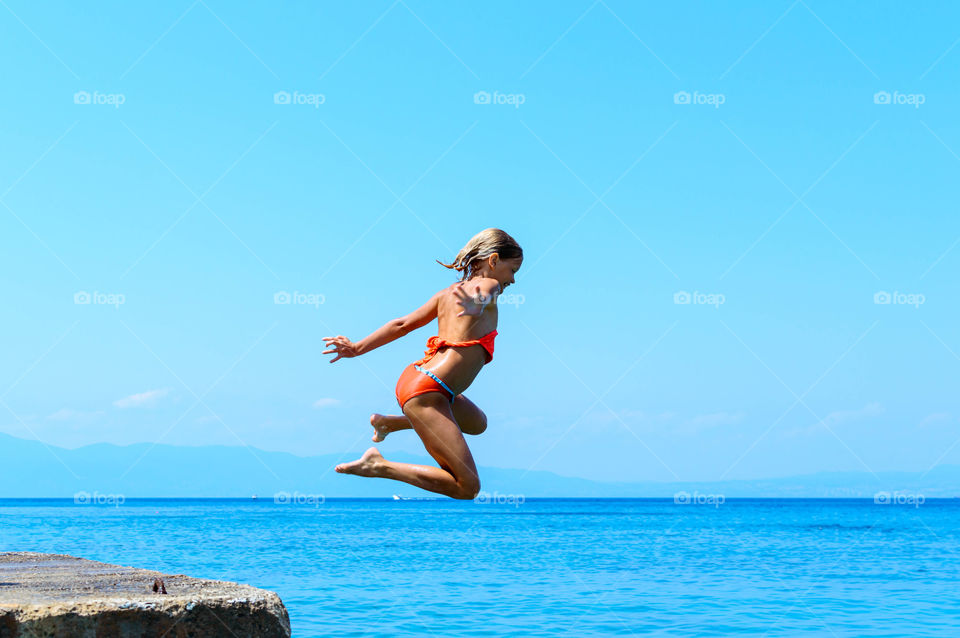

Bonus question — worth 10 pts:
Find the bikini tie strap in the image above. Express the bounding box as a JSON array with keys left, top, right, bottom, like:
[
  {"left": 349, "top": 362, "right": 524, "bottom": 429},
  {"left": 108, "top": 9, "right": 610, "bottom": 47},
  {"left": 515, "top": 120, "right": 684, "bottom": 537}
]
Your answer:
[{"left": 414, "top": 334, "right": 490, "bottom": 367}]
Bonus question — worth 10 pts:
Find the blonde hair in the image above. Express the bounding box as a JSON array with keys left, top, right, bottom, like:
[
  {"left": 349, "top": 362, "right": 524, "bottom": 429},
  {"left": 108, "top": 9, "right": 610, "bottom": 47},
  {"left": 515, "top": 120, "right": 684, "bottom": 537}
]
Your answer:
[{"left": 438, "top": 228, "right": 523, "bottom": 281}]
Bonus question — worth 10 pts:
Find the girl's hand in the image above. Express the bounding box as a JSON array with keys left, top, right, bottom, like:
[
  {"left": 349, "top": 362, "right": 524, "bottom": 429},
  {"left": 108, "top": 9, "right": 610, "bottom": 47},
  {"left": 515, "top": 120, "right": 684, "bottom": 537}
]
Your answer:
[
  {"left": 453, "top": 282, "right": 490, "bottom": 317},
  {"left": 322, "top": 335, "right": 359, "bottom": 363}
]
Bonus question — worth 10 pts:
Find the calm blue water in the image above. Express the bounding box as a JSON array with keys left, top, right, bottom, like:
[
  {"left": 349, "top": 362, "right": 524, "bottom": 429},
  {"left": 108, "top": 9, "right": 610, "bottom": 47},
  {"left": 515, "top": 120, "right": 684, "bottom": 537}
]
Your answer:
[{"left": 1, "top": 499, "right": 958, "bottom": 636}]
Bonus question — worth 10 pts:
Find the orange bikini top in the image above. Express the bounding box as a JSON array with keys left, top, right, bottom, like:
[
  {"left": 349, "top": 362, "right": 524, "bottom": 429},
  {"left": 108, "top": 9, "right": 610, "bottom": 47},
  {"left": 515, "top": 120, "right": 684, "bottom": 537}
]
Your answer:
[{"left": 413, "top": 330, "right": 498, "bottom": 367}]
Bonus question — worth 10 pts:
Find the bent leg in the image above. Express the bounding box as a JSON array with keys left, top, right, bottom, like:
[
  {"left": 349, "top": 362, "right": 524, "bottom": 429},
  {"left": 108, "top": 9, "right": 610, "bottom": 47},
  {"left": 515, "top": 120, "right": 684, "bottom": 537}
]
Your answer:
[
  {"left": 370, "top": 413, "right": 410, "bottom": 442},
  {"left": 452, "top": 394, "right": 487, "bottom": 435},
  {"left": 402, "top": 394, "right": 481, "bottom": 499},
  {"left": 340, "top": 394, "right": 480, "bottom": 499},
  {"left": 370, "top": 394, "right": 486, "bottom": 441}
]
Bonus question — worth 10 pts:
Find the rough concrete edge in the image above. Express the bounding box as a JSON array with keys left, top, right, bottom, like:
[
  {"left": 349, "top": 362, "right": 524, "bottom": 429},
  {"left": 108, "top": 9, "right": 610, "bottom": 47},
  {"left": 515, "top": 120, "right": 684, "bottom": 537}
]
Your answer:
[{"left": 0, "top": 552, "right": 291, "bottom": 636}]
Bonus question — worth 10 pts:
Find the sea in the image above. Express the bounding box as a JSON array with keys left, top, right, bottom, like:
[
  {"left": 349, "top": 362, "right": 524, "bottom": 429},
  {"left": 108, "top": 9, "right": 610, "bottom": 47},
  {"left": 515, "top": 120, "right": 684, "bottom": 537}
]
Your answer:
[{"left": 1, "top": 498, "right": 958, "bottom": 636}]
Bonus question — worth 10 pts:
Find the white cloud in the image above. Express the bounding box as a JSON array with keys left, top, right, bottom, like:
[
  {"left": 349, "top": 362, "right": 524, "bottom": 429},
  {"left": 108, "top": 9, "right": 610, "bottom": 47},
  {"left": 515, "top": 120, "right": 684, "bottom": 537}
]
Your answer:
[
  {"left": 821, "top": 402, "right": 884, "bottom": 427},
  {"left": 684, "top": 411, "right": 745, "bottom": 432},
  {"left": 312, "top": 398, "right": 341, "bottom": 409},
  {"left": 918, "top": 412, "right": 952, "bottom": 428},
  {"left": 113, "top": 388, "right": 170, "bottom": 409},
  {"left": 787, "top": 402, "right": 884, "bottom": 437},
  {"left": 47, "top": 408, "right": 105, "bottom": 421},
  {"left": 586, "top": 409, "right": 739, "bottom": 435}
]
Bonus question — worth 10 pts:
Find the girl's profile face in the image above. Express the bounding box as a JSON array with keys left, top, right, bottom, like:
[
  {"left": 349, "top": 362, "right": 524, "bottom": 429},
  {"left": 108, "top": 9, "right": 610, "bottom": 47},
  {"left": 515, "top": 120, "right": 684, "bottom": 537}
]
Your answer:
[{"left": 488, "top": 255, "right": 522, "bottom": 290}]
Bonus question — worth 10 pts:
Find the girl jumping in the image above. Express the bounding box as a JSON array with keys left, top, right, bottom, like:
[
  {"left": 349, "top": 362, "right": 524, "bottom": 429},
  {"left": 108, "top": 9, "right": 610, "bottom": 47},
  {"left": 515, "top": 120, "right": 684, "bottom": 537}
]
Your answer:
[{"left": 323, "top": 228, "right": 523, "bottom": 500}]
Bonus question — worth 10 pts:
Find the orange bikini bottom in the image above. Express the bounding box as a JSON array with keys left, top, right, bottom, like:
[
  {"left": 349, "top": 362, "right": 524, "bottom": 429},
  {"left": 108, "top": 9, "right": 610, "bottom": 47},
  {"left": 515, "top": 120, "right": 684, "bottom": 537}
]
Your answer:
[{"left": 395, "top": 363, "right": 456, "bottom": 408}]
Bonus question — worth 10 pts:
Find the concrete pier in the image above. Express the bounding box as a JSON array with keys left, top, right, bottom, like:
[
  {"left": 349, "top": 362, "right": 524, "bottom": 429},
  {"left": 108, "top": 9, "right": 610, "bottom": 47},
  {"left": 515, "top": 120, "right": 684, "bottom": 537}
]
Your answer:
[{"left": 0, "top": 552, "right": 290, "bottom": 637}]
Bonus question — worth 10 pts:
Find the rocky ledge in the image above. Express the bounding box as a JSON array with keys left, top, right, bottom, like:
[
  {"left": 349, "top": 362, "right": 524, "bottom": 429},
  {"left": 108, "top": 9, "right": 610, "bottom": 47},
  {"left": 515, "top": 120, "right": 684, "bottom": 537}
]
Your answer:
[{"left": 0, "top": 552, "right": 290, "bottom": 637}]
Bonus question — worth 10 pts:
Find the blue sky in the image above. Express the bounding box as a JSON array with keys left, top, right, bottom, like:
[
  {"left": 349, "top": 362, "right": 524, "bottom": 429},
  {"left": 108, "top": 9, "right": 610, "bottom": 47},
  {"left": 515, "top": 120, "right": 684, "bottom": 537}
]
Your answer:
[{"left": 1, "top": 1, "right": 958, "bottom": 484}]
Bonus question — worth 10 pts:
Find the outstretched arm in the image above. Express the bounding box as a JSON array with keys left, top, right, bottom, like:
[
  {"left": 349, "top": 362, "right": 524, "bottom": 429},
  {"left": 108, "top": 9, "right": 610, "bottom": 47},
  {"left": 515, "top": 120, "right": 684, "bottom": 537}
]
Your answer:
[
  {"left": 322, "top": 291, "right": 440, "bottom": 363},
  {"left": 453, "top": 278, "right": 501, "bottom": 317}
]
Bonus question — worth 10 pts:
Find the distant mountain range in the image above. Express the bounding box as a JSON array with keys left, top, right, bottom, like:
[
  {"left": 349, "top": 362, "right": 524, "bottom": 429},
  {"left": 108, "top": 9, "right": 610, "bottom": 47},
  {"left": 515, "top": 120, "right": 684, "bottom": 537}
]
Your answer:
[{"left": 1, "top": 432, "right": 958, "bottom": 498}]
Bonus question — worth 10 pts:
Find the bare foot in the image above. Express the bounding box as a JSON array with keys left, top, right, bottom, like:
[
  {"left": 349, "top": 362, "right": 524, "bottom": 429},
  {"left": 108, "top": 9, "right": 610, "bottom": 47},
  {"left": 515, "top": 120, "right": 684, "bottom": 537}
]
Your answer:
[
  {"left": 370, "top": 413, "right": 404, "bottom": 442},
  {"left": 335, "top": 447, "right": 384, "bottom": 477}
]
